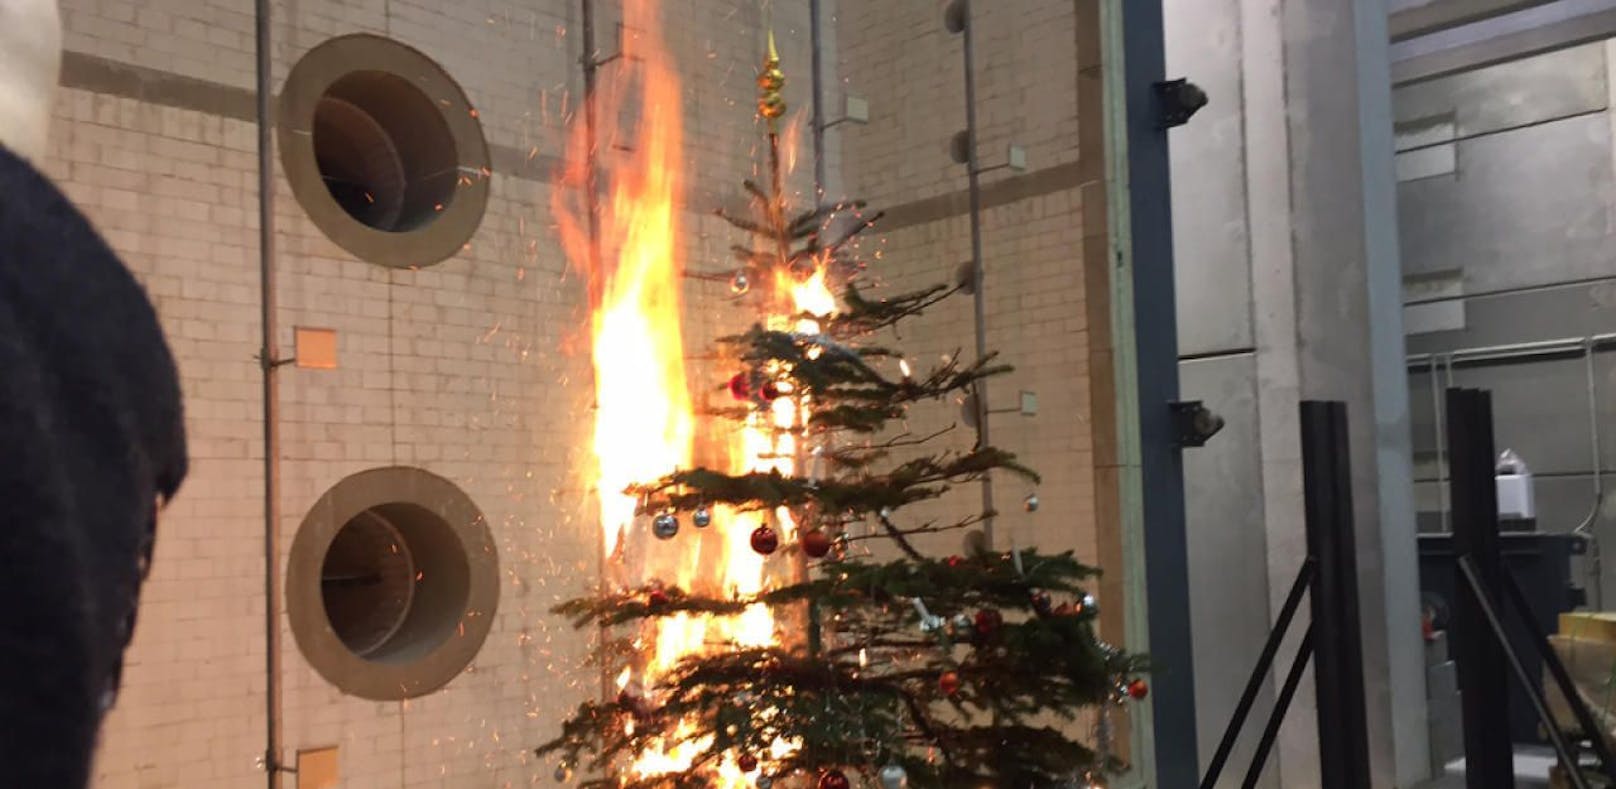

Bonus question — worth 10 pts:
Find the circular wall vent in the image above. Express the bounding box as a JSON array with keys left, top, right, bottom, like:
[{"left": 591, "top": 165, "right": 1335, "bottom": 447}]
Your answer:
[
  {"left": 287, "top": 467, "right": 498, "bottom": 700},
  {"left": 279, "top": 35, "right": 490, "bottom": 268}
]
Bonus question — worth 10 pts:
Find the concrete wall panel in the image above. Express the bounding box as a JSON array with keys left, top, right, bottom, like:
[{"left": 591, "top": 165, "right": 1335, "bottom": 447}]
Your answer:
[
  {"left": 1166, "top": 0, "right": 1255, "bottom": 356},
  {"left": 1180, "top": 354, "right": 1279, "bottom": 789}
]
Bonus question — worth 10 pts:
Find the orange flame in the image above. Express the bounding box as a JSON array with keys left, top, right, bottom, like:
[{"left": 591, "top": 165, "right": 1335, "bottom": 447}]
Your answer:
[
  {"left": 555, "top": 4, "right": 834, "bottom": 781},
  {"left": 554, "top": 0, "right": 692, "bottom": 564}
]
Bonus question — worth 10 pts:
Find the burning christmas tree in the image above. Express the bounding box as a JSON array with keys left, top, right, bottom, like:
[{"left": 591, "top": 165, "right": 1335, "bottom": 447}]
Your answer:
[{"left": 541, "top": 12, "right": 1144, "bottom": 788}]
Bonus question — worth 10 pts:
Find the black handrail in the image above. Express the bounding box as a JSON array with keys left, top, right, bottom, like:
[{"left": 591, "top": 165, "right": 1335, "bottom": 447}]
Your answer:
[
  {"left": 1445, "top": 387, "right": 1616, "bottom": 789},
  {"left": 1199, "top": 401, "right": 1371, "bottom": 789}
]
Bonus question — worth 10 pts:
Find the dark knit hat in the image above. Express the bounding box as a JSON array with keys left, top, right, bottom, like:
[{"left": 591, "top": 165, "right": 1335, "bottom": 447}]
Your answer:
[{"left": 0, "top": 143, "right": 187, "bottom": 787}]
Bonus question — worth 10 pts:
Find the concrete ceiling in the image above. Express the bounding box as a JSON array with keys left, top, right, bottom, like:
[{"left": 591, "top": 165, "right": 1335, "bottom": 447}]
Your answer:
[{"left": 1391, "top": 0, "right": 1616, "bottom": 84}]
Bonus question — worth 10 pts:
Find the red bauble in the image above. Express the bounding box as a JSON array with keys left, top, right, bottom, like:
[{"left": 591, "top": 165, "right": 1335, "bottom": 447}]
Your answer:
[
  {"left": 728, "top": 372, "right": 752, "bottom": 400},
  {"left": 647, "top": 589, "right": 670, "bottom": 607},
  {"left": 938, "top": 670, "right": 962, "bottom": 696},
  {"left": 974, "top": 608, "right": 1004, "bottom": 638},
  {"left": 751, "top": 524, "right": 780, "bottom": 555},
  {"left": 818, "top": 769, "right": 851, "bottom": 789},
  {"left": 1127, "top": 679, "right": 1150, "bottom": 700},
  {"left": 801, "top": 529, "right": 833, "bottom": 559},
  {"left": 738, "top": 753, "right": 758, "bottom": 773},
  {"left": 1052, "top": 602, "right": 1075, "bottom": 617},
  {"left": 760, "top": 380, "right": 782, "bottom": 401},
  {"left": 945, "top": 555, "right": 965, "bottom": 568}
]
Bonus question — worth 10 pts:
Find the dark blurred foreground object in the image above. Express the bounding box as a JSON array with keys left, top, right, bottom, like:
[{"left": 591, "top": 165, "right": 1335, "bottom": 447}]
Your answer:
[{"left": 0, "top": 143, "right": 187, "bottom": 788}]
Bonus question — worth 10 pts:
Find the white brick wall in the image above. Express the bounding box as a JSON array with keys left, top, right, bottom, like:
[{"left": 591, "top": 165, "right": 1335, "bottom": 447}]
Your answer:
[
  {"left": 49, "top": 0, "right": 1099, "bottom": 784},
  {"left": 47, "top": 1, "right": 813, "bottom": 786},
  {"left": 834, "top": 2, "right": 1100, "bottom": 560}
]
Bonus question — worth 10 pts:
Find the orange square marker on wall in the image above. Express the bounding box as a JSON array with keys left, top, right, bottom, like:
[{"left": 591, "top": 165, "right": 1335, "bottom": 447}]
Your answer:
[
  {"left": 294, "top": 327, "right": 338, "bottom": 370},
  {"left": 296, "top": 747, "right": 339, "bottom": 789}
]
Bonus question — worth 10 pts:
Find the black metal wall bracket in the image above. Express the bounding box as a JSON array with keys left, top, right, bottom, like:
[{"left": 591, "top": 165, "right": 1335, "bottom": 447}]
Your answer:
[
  {"left": 1170, "top": 400, "right": 1225, "bottom": 447},
  {"left": 1155, "top": 78, "right": 1209, "bottom": 129}
]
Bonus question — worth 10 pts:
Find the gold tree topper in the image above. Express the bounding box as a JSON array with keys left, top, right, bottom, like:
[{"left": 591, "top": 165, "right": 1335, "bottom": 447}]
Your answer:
[{"left": 757, "top": 30, "right": 786, "bottom": 125}]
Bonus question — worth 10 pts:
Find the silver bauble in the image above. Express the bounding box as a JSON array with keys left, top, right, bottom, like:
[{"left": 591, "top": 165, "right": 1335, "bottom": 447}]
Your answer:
[
  {"left": 693, "top": 506, "right": 713, "bottom": 528},
  {"left": 1081, "top": 592, "right": 1098, "bottom": 613},
  {"left": 879, "top": 764, "right": 909, "bottom": 789},
  {"left": 1024, "top": 493, "right": 1040, "bottom": 512},
  {"left": 653, "top": 513, "right": 679, "bottom": 539},
  {"left": 554, "top": 763, "right": 573, "bottom": 782},
  {"left": 756, "top": 778, "right": 773, "bottom": 789},
  {"left": 731, "top": 270, "right": 751, "bottom": 295}
]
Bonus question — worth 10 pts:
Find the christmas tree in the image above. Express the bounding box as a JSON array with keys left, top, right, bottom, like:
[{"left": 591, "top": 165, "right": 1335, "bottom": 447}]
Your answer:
[{"left": 538, "top": 34, "right": 1145, "bottom": 789}]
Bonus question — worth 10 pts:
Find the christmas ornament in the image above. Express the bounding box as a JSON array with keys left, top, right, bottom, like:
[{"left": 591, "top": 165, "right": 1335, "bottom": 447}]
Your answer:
[
  {"left": 879, "top": 764, "right": 909, "bottom": 789},
  {"left": 738, "top": 753, "right": 758, "bottom": 772},
  {"left": 757, "top": 34, "right": 787, "bottom": 121},
  {"left": 938, "top": 670, "right": 962, "bottom": 696},
  {"left": 760, "top": 380, "right": 782, "bottom": 401},
  {"left": 945, "top": 555, "right": 965, "bottom": 568},
  {"left": 554, "top": 763, "right": 573, "bottom": 782},
  {"left": 1080, "top": 593, "right": 1098, "bottom": 614},
  {"left": 647, "top": 588, "right": 670, "bottom": 607},
  {"left": 730, "top": 270, "right": 751, "bottom": 295},
  {"left": 1127, "top": 679, "right": 1149, "bottom": 700},
  {"left": 757, "top": 778, "right": 773, "bottom": 789},
  {"left": 1024, "top": 493, "right": 1040, "bottom": 512},
  {"left": 801, "top": 529, "right": 833, "bottom": 558},
  {"left": 1030, "top": 588, "right": 1053, "bottom": 615},
  {"left": 951, "top": 613, "right": 973, "bottom": 635},
  {"left": 652, "top": 512, "right": 679, "bottom": 540},
  {"left": 693, "top": 506, "right": 713, "bottom": 528},
  {"left": 729, "top": 372, "right": 753, "bottom": 400},
  {"left": 974, "top": 608, "right": 1004, "bottom": 638},
  {"left": 750, "top": 524, "right": 779, "bottom": 555},
  {"left": 1053, "top": 602, "right": 1074, "bottom": 617},
  {"left": 817, "top": 769, "right": 851, "bottom": 789}
]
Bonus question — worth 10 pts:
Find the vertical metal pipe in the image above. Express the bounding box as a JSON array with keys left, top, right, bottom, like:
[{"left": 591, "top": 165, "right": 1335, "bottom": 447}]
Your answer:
[
  {"left": 958, "top": 1, "right": 996, "bottom": 546},
  {"left": 580, "top": 0, "right": 605, "bottom": 308},
  {"left": 1574, "top": 339, "right": 1604, "bottom": 607},
  {"left": 254, "top": 0, "right": 282, "bottom": 784},
  {"left": 579, "top": 0, "right": 611, "bottom": 704},
  {"left": 1429, "top": 359, "right": 1448, "bottom": 532},
  {"left": 809, "top": 0, "right": 827, "bottom": 207}
]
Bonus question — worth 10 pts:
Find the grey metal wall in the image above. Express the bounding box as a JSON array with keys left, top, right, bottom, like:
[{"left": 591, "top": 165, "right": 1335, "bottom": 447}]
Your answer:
[{"left": 1396, "top": 42, "right": 1616, "bottom": 601}]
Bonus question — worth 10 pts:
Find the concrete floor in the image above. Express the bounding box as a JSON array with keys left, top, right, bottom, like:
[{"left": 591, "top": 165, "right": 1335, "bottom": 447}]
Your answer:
[{"left": 1416, "top": 748, "right": 1555, "bottom": 788}]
